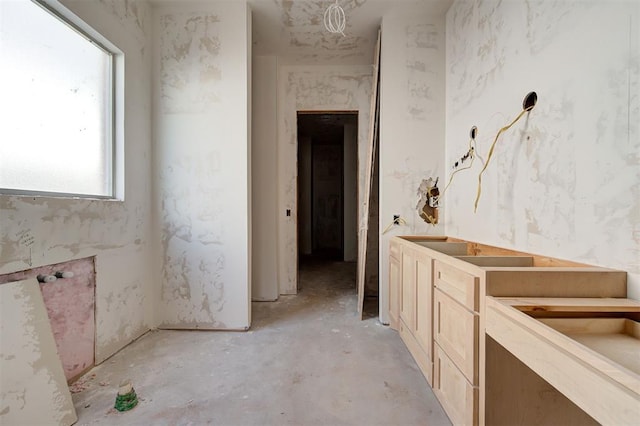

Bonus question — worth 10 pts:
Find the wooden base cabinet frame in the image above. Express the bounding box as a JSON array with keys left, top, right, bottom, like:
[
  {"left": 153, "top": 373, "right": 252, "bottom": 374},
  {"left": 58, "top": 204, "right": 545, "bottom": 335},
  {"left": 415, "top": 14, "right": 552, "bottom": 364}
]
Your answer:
[
  {"left": 485, "top": 297, "right": 640, "bottom": 425},
  {"left": 387, "top": 235, "right": 631, "bottom": 426}
]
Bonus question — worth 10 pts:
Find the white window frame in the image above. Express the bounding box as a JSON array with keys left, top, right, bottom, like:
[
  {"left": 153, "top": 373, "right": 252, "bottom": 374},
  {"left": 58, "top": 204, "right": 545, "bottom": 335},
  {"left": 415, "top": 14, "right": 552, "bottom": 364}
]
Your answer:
[{"left": 0, "top": 0, "right": 124, "bottom": 200}]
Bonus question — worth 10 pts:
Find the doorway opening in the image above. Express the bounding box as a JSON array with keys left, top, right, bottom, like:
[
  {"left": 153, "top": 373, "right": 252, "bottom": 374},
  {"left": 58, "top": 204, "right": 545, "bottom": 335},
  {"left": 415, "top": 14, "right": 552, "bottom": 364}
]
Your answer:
[{"left": 297, "top": 112, "right": 358, "bottom": 285}]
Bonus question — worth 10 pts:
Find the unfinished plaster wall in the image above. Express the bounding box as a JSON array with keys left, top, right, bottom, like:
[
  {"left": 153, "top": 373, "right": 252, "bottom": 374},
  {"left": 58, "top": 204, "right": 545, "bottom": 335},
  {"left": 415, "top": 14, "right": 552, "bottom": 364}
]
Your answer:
[
  {"left": 0, "top": 0, "right": 153, "bottom": 363},
  {"left": 378, "top": 7, "right": 446, "bottom": 323},
  {"left": 153, "top": 1, "right": 251, "bottom": 328},
  {"left": 445, "top": 0, "right": 640, "bottom": 299},
  {"left": 277, "top": 65, "right": 372, "bottom": 294},
  {"left": 252, "top": 55, "right": 279, "bottom": 301}
]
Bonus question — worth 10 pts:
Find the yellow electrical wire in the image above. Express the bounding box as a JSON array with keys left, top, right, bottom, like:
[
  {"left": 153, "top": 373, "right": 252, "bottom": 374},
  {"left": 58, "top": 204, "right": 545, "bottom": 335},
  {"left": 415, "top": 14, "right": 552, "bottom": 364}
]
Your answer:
[
  {"left": 382, "top": 216, "right": 407, "bottom": 235},
  {"left": 421, "top": 212, "right": 438, "bottom": 226},
  {"left": 474, "top": 108, "right": 529, "bottom": 212},
  {"left": 437, "top": 138, "right": 476, "bottom": 204}
]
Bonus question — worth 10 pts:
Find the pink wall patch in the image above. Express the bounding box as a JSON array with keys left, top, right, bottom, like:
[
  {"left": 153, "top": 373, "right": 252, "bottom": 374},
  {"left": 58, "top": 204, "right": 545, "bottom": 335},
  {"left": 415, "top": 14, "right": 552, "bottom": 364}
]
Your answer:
[{"left": 0, "top": 257, "right": 96, "bottom": 382}]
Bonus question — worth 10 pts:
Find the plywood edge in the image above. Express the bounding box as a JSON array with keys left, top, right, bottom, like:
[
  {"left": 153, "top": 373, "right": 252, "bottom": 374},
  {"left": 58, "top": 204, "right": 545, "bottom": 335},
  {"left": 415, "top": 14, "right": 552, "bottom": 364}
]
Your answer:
[
  {"left": 397, "top": 235, "right": 449, "bottom": 243},
  {"left": 496, "top": 297, "right": 640, "bottom": 312},
  {"left": 454, "top": 256, "right": 535, "bottom": 267}
]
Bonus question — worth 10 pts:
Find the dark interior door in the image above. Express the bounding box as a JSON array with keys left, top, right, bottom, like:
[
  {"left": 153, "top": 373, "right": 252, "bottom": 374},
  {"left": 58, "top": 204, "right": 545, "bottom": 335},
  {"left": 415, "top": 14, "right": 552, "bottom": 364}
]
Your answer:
[{"left": 312, "top": 142, "right": 343, "bottom": 259}]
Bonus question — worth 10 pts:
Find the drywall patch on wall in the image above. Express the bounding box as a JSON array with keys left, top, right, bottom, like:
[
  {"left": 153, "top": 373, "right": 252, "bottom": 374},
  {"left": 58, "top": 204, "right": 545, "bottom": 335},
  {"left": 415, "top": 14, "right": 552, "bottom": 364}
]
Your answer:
[
  {"left": 157, "top": 146, "right": 228, "bottom": 328},
  {"left": 95, "top": 248, "right": 148, "bottom": 362},
  {"left": 447, "top": 0, "right": 516, "bottom": 116},
  {"left": 96, "top": 0, "right": 148, "bottom": 43},
  {"left": 277, "top": 65, "right": 373, "bottom": 294},
  {"left": 405, "top": 23, "right": 440, "bottom": 121},
  {"left": 445, "top": 0, "right": 640, "bottom": 298},
  {"left": 154, "top": 1, "right": 250, "bottom": 329},
  {"left": 0, "top": 279, "right": 77, "bottom": 425},
  {"left": 524, "top": 0, "right": 593, "bottom": 55},
  {"left": 0, "top": 198, "right": 143, "bottom": 268},
  {"left": 160, "top": 12, "right": 222, "bottom": 113}
]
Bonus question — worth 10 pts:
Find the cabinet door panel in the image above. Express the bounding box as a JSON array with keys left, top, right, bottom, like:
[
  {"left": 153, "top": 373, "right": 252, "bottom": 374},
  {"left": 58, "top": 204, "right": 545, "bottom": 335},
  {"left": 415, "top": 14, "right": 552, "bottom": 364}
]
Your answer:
[
  {"left": 400, "top": 250, "right": 416, "bottom": 330},
  {"left": 434, "top": 343, "right": 478, "bottom": 426},
  {"left": 415, "top": 255, "right": 433, "bottom": 360},
  {"left": 434, "top": 288, "right": 478, "bottom": 384}
]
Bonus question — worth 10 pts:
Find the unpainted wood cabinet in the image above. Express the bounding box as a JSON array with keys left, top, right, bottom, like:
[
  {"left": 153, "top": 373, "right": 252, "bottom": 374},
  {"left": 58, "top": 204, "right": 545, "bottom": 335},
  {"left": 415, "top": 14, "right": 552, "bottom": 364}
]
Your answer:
[
  {"left": 433, "top": 259, "right": 481, "bottom": 425},
  {"left": 389, "top": 238, "right": 482, "bottom": 424},
  {"left": 392, "top": 242, "right": 436, "bottom": 385},
  {"left": 388, "top": 236, "right": 629, "bottom": 426}
]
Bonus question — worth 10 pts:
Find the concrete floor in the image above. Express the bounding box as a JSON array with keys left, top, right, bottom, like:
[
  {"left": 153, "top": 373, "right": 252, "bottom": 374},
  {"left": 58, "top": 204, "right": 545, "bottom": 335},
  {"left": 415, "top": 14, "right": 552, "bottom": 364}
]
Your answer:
[{"left": 72, "top": 260, "right": 451, "bottom": 425}]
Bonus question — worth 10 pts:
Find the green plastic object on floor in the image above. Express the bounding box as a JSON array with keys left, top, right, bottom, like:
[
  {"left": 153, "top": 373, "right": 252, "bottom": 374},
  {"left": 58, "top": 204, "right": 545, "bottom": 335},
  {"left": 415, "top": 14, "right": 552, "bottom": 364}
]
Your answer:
[{"left": 114, "top": 388, "right": 138, "bottom": 412}]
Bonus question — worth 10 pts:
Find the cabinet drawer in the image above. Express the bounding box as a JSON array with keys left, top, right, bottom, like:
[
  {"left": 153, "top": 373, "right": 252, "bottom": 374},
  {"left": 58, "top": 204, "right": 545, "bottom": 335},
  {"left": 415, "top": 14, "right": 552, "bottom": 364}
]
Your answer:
[
  {"left": 434, "top": 261, "right": 479, "bottom": 311},
  {"left": 434, "top": 343, "right": 478, "bottom": 426},
  {"left": 434, "top": 289, "right": 478, "bottom": 384}
]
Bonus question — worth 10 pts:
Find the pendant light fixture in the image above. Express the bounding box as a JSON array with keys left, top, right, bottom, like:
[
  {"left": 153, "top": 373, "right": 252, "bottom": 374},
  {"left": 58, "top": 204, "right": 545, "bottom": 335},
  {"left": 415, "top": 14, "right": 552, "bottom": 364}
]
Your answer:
[{"left": 324, "top": 0, "right": 346, "bottom": 36}]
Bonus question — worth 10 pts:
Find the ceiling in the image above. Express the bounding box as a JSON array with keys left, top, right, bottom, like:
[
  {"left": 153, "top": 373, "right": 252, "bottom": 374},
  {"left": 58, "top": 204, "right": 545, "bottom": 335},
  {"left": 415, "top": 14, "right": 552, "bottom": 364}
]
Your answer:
[{"left": 248, "top": 0, "right": 453, "bottom": 65}]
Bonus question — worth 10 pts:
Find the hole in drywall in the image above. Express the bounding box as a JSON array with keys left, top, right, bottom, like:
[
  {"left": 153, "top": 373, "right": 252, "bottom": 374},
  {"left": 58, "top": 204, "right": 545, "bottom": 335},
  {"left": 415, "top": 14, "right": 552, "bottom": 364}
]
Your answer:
[
  {"left": 523, "top": 91, "right": 537, "bottom": 111},
  {"left": 470, "top": 126, "right": 478, "bottom": 140}
]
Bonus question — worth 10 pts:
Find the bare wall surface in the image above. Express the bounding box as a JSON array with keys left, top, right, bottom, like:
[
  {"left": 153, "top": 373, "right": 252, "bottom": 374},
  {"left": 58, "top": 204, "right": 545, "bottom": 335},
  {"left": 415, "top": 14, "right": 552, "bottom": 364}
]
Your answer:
[
  {"left": 445, "top": 0, "right": 640, "bottom": 298},
  {"left": 0, "top": 0, "right": 154, "bottom": 363},
  {"left": 252, "top": 55, "right": 279, "bottom": 301},
  {"left": 153, "top": 1, "right": 251, "bottom": 329},
  {"left": 277, "top": 65, "right": 373, "bottom": 294},
  {"left": 379, "top": 7, "right": 447, "bottom": 323}
]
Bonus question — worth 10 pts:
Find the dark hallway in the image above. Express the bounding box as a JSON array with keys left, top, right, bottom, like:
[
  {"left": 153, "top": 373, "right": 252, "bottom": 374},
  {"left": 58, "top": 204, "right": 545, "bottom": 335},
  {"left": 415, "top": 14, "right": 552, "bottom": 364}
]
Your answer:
[{"left": 297, "top": 112, "right": 358, "bottom": 262}]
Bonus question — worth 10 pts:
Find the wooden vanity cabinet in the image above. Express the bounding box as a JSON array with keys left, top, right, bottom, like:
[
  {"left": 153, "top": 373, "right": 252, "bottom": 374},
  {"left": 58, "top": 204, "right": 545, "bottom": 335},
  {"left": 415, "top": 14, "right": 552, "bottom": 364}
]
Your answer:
[
  {"left": 388, "top": 236, "right": 628, "bottom": 426},
  {"left": 433, "top": 260, "right": 480, "bottom": 425},
  {"left": 392, "top": 242, "right": 436, "bottom": 385}
]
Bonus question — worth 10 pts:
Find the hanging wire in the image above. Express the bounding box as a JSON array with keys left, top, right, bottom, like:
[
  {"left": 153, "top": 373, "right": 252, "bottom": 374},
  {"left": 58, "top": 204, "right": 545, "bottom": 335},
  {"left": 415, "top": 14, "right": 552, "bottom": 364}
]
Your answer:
[
  {"left": 324, "top": 0, "right": 346, "bottom": 36},
  {"left": 473, "top": 108, "right": 528, "bottom": 212},
  {"left": 382, "top": 216, "right": 407, "bottom": 235},
  {"left": 438, "top": 134, "right": 477, "bottom": 204}
]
